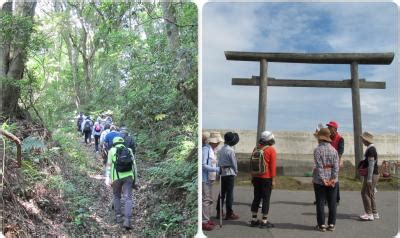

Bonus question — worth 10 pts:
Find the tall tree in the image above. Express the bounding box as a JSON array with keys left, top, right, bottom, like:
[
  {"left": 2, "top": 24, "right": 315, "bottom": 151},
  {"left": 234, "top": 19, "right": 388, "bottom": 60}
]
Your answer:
[{"left": 0, "top": 0, "right": 37, "bottom": 118}]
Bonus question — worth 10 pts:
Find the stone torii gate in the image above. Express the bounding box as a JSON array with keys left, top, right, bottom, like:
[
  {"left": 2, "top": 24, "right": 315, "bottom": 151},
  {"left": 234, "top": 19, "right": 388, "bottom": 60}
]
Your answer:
[{"left": 225, "top": 51, "right": 395, "bottom": 177}]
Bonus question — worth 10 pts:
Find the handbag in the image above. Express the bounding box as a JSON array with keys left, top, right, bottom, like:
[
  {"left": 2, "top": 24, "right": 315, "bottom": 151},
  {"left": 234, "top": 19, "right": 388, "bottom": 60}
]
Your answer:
[{"left": 358, "top": 159, "right": 368, "bottom": 177}]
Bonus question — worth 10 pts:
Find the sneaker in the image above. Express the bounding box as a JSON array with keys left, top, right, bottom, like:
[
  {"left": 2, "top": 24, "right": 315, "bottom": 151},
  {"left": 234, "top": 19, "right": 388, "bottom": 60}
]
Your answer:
[
  {"left": 225, "top": 213, "right": 240, "bottom": 220},
  {"left": 115, "top": 215, "right": 123, "bottom": 224},
  {"left": 260, "top": 221, "right": 274, "bottom": 229},
  {"left": 123, "top": 219, "right": 132, "bottom": 230},
  {"left": 250, "top": 220, "right": 260, "bottom": 227},
  {"left": 315, "top": 225, "right": 326, "bottom": 232},
  {"left": 207, "top": 220, "right": 216, "bottom": 226},
  {"left": 215, "top": 211, "right": 225, "bottom": 219},
  {"left": 202, "top": 222, "right": 214, "bottom": 231},
  {"left": 327, "top": 224, "right": 335, "bottom": 231},
  {"left": 359, "top": 213, "right": 374, "bottom": 221},
  {"left": 373, "top": 213, "right": 380, "bottom": 219}
]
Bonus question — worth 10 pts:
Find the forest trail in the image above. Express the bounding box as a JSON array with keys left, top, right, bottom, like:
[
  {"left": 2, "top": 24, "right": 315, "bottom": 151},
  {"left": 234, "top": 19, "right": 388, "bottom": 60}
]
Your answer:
[{"left": 56, "top": 134, "right": 148, "bottom": 237}]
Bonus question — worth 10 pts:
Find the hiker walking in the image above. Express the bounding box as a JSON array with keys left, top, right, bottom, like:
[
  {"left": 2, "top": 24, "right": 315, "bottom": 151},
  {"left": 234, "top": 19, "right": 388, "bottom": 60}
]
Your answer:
[
  {"left": 216, "top": 132, "right": 240, "bottom": 220},
  {"left": 250, "top": 131, "right": 276, "bottom": 228},
  {"left": 326, "top": 121, "right": 344, "bottom": 204},
  {"left": 313, "top": 128, "right": 339, "bottom": 232},
  {"left": 359, "top": 132, "right": 380, "bottom": 221},
  {"left": 81, "top": 116, "right": 94, "bottom": 144},
  {"left": 120, "top": 127, "right": 136, "bottom": 155},
  {"left": 92, "top": 118, "right": 103, "bottom": 153},
  {"left": 105, "top": 136, "right": 137, "bottom": 230},
  {"left": 77, "top": 112, "right": 84, "bottom": 133},
  {"left": 202, "top": 132, "right": 222, "bottom": 231},
  {"left": 104, "top": 125, "right": 121, "bottom": 150},
  {"left": 100, "top": 124, "right": 111, "bottom": 164}
]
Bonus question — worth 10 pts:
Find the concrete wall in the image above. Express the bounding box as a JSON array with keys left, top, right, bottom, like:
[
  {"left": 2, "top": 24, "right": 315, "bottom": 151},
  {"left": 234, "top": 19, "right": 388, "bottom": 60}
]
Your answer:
[{"left": 205, "top": 129, "right": 399, "bottom": 174}]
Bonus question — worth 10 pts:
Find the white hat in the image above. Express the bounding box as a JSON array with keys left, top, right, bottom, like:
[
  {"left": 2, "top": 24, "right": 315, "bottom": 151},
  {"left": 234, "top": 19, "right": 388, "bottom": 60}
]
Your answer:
[{"left": 261, "top": 131, "right": 274, "bottom": 141}]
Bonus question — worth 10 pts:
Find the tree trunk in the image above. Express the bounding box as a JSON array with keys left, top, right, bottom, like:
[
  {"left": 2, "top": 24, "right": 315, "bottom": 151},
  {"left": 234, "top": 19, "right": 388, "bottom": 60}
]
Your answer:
[
  {"left": 161, "top": 2, "right": 197, "bottom": 106},
  {"left": 0, "top": 0, "right": 37, "bottom": 118}
]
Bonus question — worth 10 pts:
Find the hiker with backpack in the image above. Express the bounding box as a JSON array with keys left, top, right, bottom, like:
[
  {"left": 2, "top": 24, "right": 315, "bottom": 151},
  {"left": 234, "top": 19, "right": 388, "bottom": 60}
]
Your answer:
[
  {"left": 100, "top": 124, "right": 111, "bottom": 164},
  {"left": 119, "top": 127, "right": 136, "bottom": 155},
  {"left": 215, "top": 132, "right": 240, "bottom": 220},
  {"left": 77, "top": 112, "right": 84, "bottom": 133},
  {"left": 249, "top": 131, "right": 277, "bottom": 228},
  {"left": 81, "top": 116, "right": 94, "bottom": 144},
  {"left": 92, "top": 118, "right": 104, "bottom": 153},
  {"left": 202, "top": 132, "right": 222, "bottom": 231},
  {"left": 104, "top": 125, "right": 121, "bottom": 151},
  {"left": 105, "top": 136, "right": 137, "bottom": 230}
]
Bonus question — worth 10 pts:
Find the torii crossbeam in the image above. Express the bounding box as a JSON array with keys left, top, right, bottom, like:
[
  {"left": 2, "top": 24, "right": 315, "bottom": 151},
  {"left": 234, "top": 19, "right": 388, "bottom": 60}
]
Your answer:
[{"left": 225, "top": 51, "right": 395, "bottom": 177}]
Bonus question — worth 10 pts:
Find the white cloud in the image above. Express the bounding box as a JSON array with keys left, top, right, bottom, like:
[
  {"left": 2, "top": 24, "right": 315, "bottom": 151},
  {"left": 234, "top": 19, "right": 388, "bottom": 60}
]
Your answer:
[{"left": 203, "top": 2, "right": 398, "bottom": 133}]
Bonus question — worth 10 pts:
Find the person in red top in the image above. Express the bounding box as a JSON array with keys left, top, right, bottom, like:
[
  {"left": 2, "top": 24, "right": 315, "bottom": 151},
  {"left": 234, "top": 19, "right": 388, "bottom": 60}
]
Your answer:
[
  {"left": 326, "top": 121, "right": 344, "bottom": 205},
  {"left": 250, "top": 131, "right": 276, "bottom": 229}
]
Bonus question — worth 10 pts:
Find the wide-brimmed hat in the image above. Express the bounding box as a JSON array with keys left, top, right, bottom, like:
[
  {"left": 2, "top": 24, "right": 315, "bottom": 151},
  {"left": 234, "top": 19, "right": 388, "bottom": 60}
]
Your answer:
[
  {"left": 202, "top": 131, "right": 210, "bottom": 141},
  {"left": 224, "top": 132, "right": 239, "bottom": 146},
  {"left": 260, "top": 131, "right": 274, "bottom": 141},
  {"left": 360, "top": 132, "right": 374, "bottom": 144},
  {"left": 316, "top": 128, "right": 332, "bottom": 142},
  {"left": 326, "top": 121, "right": 338, "bottom": 129},
  {"left": 208, "top": 131, "right": 224, "bottom": 144}
]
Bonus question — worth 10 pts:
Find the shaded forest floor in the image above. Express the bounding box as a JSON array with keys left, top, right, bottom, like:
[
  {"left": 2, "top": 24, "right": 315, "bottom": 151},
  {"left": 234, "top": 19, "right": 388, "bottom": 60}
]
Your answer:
[{"left": 2, "top": 121, "right": 159, "bottom": 237}]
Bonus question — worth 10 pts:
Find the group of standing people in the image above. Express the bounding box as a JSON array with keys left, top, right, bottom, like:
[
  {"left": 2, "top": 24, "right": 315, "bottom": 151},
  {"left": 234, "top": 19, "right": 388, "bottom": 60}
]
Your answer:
[
  {"left": 313, "top": 121, "right": 380, "bottom": 232},
  {"left": 202, "top": 120, "right": 380, "bottom": 233},
  {"left": 76, "top": 112, "right": 138, "bottom": 230},
  {"left": 202, "top": 130, "right": 277, "bottom": 231}
]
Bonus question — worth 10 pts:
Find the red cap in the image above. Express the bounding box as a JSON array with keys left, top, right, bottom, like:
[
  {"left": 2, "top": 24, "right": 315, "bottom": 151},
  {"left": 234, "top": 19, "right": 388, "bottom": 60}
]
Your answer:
[{"left": 326, "top": 121, "right": 338, "bottom": 129}]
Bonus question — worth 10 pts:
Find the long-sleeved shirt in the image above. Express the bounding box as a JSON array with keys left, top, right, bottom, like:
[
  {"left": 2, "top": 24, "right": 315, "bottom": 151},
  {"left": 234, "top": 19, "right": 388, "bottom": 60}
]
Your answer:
[
  {"left": 256, "top": 145, "right": 277, "bottom": 179},
  {"left": 202, "top": 144, "right": 219, "bottom": 183},
  {"left": 364, "top": 144, "right": 378, "bottom": 181},
  {"left": 312, "top": 142, "right": 339, "bottom": 185},
  {"left": 217, "top": 144, "right": 238, "bottom": 176},
  {"left": 92, "top": 121, "right": 103, "bottom": 136}
]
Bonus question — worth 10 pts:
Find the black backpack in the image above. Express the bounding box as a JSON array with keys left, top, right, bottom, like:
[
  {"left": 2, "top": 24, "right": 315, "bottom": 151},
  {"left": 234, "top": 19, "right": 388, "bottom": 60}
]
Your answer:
[
  {"left": 123, "top": 135, "right": 136, "bottom": 154},
  {"left": 83, "top": 120, "right": 91, "bottom": 132},
  {"left": 114, "top": 146, "right": 133, "bottom": 176}
]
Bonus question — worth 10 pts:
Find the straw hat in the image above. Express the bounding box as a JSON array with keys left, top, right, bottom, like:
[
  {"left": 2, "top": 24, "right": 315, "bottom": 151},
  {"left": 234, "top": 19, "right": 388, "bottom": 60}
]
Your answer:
[
  {"left": 360, "top": 132, "right": 374, "bottom": 144},
  {"left": 202, "top": 131, "right": 210, "bottom": 140},
  {"left": 316, "top": 128, "right": 332, "bottom": 142},
  {"left": 208, "top": 131, "right": 224, "bottom": 144}
]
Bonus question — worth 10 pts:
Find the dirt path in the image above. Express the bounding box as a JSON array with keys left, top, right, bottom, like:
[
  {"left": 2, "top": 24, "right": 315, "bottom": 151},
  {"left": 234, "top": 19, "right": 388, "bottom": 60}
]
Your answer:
[{"left": 59, "top": 139, "right": 147, "bottom": 237}]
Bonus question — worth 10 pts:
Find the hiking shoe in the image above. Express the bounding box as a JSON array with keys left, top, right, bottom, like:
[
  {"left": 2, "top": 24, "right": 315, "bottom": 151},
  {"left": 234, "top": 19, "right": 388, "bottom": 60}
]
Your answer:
[
  {"left": 315, "top": 225, "right": 326, "bottom": 232},
  {"left": 373, "top": 213, "right": 380, "bottom": 219},
  {"left": 225, "top": 213, "right": 240, "bottom": 220},
  {"left": 115, "top": 215, "right": 123, "bottom": 224},
  {"left": 123, "top": 220, "right": 132, "bottom": 230},
  {"left": 215, "top": 212, "right": 225, "bottom": 219},
  {"left": 250, "top": 220, "right": 260, "bottom": 227},
  {"left": 207, "top": 220, "right": 216, "bottom": 226},
  {"left": 202, "top": 222, "right": 214, "bottom": 231},
  {"left": 359, "top": 213, "right": 374, "bottom": 221},
  {"left": 260, "top": 221, "right": 274, "bottom": 229},
  {"left": 327, "top": 224, "right": 335, "bottom": 231}
]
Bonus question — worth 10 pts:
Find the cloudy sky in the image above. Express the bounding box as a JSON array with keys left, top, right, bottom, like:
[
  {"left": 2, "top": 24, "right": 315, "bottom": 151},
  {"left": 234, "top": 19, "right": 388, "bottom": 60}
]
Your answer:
[{"left": 202, "top": 2, "right": 398, "bottom": 133}]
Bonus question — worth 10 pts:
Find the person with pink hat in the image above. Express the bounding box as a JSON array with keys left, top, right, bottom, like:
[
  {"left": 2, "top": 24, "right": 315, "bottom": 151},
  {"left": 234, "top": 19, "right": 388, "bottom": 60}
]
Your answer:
[{"left": 326, "top": 121, "right": 344, "bottom": 205}]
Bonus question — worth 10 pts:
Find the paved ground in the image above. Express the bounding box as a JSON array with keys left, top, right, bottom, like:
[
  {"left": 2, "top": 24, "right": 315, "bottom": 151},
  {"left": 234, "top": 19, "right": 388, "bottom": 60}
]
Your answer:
[{"left": 203, "top": 185, "right": 399, "bottom": 238}]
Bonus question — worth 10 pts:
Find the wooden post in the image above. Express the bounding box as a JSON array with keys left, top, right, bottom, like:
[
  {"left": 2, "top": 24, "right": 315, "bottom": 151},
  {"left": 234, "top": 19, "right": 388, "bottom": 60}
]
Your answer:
[
  {"left": 351, "top": 62, "right": 363, "bottom": 178},
  {"left": 257, "top": 59, "right": 268, "bottom": 143}
]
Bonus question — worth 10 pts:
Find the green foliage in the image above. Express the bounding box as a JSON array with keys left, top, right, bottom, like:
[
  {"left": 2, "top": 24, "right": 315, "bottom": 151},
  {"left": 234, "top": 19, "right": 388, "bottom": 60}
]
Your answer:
[{"left": 21, "top": 2, "right": 198, "bottom": 236}]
